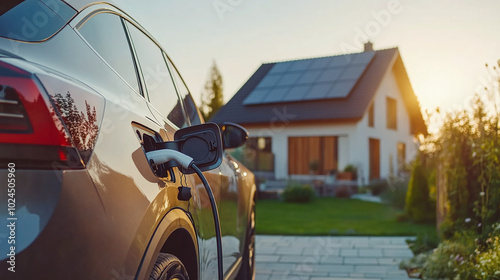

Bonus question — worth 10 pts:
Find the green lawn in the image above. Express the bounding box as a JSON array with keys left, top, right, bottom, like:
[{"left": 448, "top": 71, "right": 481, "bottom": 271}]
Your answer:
[{"left": 256, "top": 197, "right": 436, "bottom": 236}]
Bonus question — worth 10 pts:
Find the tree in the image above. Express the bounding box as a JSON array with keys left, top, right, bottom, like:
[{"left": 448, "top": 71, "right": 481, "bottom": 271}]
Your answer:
[
  {"left": 405, "top": 157, "right": 434, "bottom": 223},
  {"left": 201, "top": 61, "right": 224, "bottom": 121}
]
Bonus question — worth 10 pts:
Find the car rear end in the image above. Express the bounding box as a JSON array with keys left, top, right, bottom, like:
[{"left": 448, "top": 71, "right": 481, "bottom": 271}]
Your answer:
[
  {"left": 0, "top": 1, "right": 131, "bottom": 278},
  {"left": 0, "top": 49, "right": 121, "bottom": 279}
]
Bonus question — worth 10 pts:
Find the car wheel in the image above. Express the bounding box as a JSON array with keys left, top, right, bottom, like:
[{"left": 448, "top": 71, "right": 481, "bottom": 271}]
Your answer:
[
  {"left": 149, "top": 253, "right": 190, "bottom": 280},
  {"left": 237, "top": 199, "right": 256, "bottom": 280}
]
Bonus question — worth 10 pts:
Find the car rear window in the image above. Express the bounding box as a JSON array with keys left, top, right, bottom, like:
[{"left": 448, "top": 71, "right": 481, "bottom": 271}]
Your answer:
[{"left": 0, "top": 0, "right": 76, "bottom": 42}]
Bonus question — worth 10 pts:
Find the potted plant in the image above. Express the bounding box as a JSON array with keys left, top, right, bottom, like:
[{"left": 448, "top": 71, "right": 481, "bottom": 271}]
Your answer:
[
  {"left": 337, "top": 164, "right": 357, "bottom": 181},
  {"left": 309, "top": 160, "right": 319, "bottom": 175}
]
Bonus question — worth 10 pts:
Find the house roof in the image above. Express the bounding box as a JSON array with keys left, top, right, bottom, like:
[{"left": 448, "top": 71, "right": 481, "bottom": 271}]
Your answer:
[{"left": 212, "top": 47, "right": 427, "bottom": 135}]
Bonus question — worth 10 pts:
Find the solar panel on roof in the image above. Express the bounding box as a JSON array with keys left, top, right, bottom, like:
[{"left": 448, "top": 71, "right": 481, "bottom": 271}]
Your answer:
[
  {"left": 268, "top": 61, "right": 293, "bottom": 74},
  {"left": 298, "top": 69, "right": 322, "bottom": 84},
  {"left": 328, "top": 55, "right": 350, "bottom": 68},
  {"left": 256, "top": 74, "right": 281, "bottom": 88},
  {"left": 283, "top": 84, "right": 311, "bottom": 101},
  {"left": 317, "top": 68, "right": 343, "bottom": 83},
  {"left": 309, "top": 57, "right": 332, "bottom": 69},
  {"left": 305, "top": 83, "right": 332, "bottom": 99},
  {"left": 242, "top": 51, "right": 375, "bottom": 105},
  {"left": 340, "top": 65, "right": 367, "bottom": 80},
  {"left": 277, "top": 72, "right": 302, "bottom": 86},
  {"left": 263, "top": 87, "right": 290, "bottom": 103},
  {"left": 289, "top": 59, "right": 313, "bottom": 71},
  {"left": 327, "top": 80, "right": 357, "bottom": 98},
  {"left": 243, "top": 88, "right": 269, "bottom": 105}
]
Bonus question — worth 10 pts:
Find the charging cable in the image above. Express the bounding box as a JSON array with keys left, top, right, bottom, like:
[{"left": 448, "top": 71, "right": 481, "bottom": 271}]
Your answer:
[
  {"left": 146, "top": 150, "right": 223, "bottom": 280},
  {"left": 191, "top": 164, "right": 223, "bottom": 280}
]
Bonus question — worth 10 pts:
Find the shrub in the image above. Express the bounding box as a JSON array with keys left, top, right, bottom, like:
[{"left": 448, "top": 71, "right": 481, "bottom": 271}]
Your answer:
[
  {"left": 405, "top": 159, "right": 434, "bottom": 223},
  {"left": 455, "top": 224, "right": 500, "bottom": 280},
  {"left": 334, "top": 185, "right": 352, "bottom": 198},
  {"left": 396, "top": 213, "right": 410, "bottom": 222},
  {"left": 439, "top": 219, "right": 455, "bottom": 240},
  {"left": 420, "top": 228, "right": 500, "bottom": 280},
  {"left": 357, "top": 185, "right": 369, "bottom": 194},
  {"left": 468, "top": 234, "right": 500, "bottom": 280},
  {"left": 381, "top": 176, "right": 409, "bottom": 210},
  {"left": 343, "top": 164, "right": 357, "bottom": 173},
  {"left": 422, "top": 240, "right": 475, "bottom": 279},
  {"left": 282, "top": 182, "right": 315, "bottom": 203},
  {"left": 399, "top": 252, "right": 429, "bottom": 270},
  {"left": 367, "top": 178, "right": 388, "bottom": 196},
  {"left": 408, "top": 231, "right": 440, "bottom": 255}
]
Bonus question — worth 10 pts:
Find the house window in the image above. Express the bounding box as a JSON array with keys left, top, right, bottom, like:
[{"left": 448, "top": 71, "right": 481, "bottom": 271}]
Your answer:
[
  {"left": 288, "top": 136, "right": 338, "bottom": 175},
  {"left": 397, "top": 142, "right": 406, "bottom": 173},
  {"left": 368, "top": 102, "right": 374, "bottom": 127},
  {"left": 386, "top": 97, "right": 397, "bottom": 130}
]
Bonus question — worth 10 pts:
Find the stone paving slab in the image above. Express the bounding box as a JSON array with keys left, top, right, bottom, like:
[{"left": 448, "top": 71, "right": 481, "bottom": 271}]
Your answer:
[{"left": 256, "top": 235, "right": 413, "bottom": 280}]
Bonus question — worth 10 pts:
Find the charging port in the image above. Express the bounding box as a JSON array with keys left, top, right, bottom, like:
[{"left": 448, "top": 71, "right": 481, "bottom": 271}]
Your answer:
[{"left": 142, "top": 133, "right": 174, "bottom": 181}]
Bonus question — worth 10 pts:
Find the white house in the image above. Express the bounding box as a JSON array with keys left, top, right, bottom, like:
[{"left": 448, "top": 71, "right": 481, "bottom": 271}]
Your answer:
[{"left": 212, "top": 44, "right": 427, "bottom": 185}]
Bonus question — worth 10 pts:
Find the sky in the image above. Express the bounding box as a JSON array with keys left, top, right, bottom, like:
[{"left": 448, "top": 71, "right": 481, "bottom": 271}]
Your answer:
[{"left": 119, "top": 0, "right": 500, "bottom": 120}]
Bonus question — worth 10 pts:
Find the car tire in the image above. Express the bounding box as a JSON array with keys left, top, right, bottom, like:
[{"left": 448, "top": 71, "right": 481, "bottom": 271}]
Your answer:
[
  {"left": 237, "top": 199, "right": 256, "bottom": 280},
  {"left": 149, "top": 253, "right": 190, "bottom": 280}
]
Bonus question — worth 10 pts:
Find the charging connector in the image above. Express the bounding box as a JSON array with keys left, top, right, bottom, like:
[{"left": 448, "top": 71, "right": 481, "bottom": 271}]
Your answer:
[{"left": 146, "top": 149, "right": 194, "bottom": 169}]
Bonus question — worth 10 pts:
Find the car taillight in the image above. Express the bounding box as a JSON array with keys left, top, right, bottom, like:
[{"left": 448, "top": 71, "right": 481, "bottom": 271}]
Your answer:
[
  {"left": 0, "top": 60, "right": 84, "bottom": 169},
  {"left": 0, "top": 85, "right": 31, "bottom": 132}
]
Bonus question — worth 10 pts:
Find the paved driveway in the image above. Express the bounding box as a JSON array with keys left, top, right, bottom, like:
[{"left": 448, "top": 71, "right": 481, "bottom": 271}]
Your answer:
[{"left": 255, "top": 235, "right": 413, "bottom": 280}]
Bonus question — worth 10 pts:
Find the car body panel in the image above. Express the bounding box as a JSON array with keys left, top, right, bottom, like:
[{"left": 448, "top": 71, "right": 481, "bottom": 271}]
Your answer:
[{"left": 0, "top": 169, "right": 109, "bottom": 278}]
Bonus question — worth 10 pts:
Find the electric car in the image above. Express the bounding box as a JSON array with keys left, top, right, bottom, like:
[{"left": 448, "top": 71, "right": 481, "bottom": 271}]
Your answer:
[{"left": 0, "top": 1, "right": 256, "bottom": 279}]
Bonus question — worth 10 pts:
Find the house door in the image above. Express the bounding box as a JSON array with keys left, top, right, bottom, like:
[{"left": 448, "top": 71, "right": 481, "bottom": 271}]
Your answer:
[
  {"left": 369, "top": 138, "right": 380, "bottom": 180},
  {"left": 288, "top": 136, "right": 338, "bottom": 175}
]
